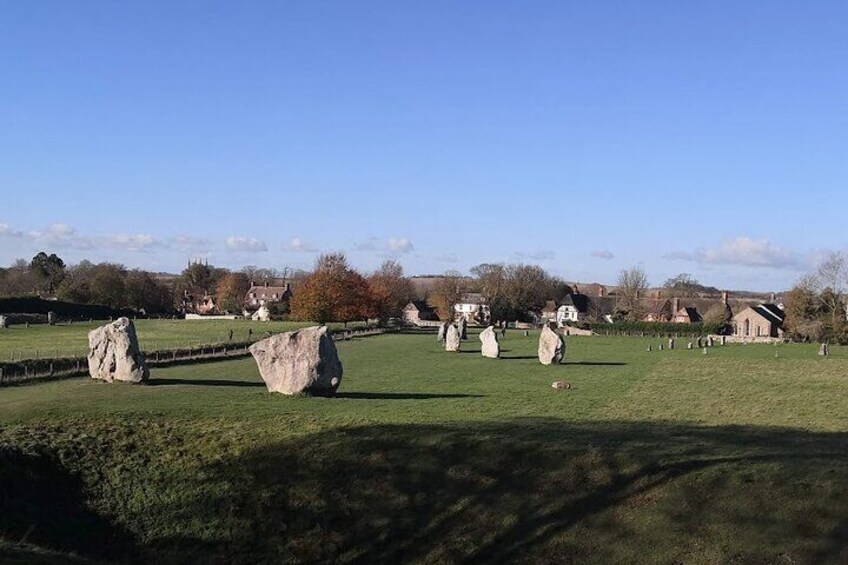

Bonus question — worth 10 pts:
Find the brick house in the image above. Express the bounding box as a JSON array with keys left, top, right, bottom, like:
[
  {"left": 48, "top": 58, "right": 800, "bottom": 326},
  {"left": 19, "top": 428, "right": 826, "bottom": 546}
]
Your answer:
[
  {"left": 402, "top": 301, "right": 438, "bottom": 325},
  {"left": 245, "top": 282, "right": 292, "bottom": 310},
  {"left": 732, "top": 304, "right": 786, "bottom": 338}
]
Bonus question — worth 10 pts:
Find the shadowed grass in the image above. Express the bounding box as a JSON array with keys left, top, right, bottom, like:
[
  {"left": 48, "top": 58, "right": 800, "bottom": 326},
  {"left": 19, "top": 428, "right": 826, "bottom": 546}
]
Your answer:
[{"left": 1, "top": 332, "right": 847, "bottom": 563}]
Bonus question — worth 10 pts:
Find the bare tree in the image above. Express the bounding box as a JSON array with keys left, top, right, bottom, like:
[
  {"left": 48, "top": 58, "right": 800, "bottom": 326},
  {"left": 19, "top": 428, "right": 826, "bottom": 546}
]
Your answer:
[
  {"left": 617, "top": 266, "right": 649, "bottom": 321},
  {"left": 428, "top": 271, "right": 465, "bottom": 322}
]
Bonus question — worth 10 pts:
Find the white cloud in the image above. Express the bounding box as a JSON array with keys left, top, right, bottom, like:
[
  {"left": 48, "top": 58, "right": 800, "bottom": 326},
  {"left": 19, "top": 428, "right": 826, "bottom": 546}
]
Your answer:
[
  {"left": 665, "top": 237, "right": 809, "bottom": 270},
  {"left": 107, "top": 234, "right": 160, "bottom": 252},
  {"left": 591, "top": 249, "right": 615, "bottom": 260},
  {"left": 29, "top": 223, "right": 93, "bottom": 250},
  {"left": 0, "top": 223, "right": 24, "bottom": 238},
  {"left": 171, "top": 235, "right": 215, "bottom": 251},
  {"left": 226, "top": 236, "right": 268, "bottom": 252},
  {"left": 354, "top": 237, "right": 381, "bottom": 252},
  {"left": 513, "top": 250, "right": 556, "bottom": 261},
  {"left": 387, "top": 237, "right": 414, "bottom": 253},
  {"left": 284, "top": 237, "right": 317, "bottom": 253},
  {"left": 435, "top": 252, "right": 459, "bottom": 263}
]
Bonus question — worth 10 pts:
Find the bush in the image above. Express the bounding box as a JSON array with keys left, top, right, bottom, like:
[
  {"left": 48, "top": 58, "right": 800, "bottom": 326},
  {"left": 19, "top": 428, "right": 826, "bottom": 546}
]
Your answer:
[
  {"left": 0, "top": 296, "right": 137, "bottom": 321},
  {"left": 578, "top": 320, "right": 728, "bottom": 336}
]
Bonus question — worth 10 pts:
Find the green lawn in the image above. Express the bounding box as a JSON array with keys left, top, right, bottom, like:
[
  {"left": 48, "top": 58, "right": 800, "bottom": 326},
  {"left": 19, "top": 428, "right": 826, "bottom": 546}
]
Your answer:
[
  {"left": 1, "top": 331, "right": 847, "bottom": 563},
  {"left": 0, "top": 319, "right": 331, "bottom": 360}
]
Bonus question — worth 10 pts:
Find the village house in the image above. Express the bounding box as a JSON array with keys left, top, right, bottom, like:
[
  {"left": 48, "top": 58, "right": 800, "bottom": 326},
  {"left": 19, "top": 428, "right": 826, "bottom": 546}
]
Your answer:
[
  {"left": 245, "top": 281, "right": 292, "bottom": 310},
  {"left": 402, "top": 300, "right": 438, "bottom": 325},
  {"left": 454, "top": 293, "right": 490, "bottom": 324},
  {"left": 732, "top": 303, "right": 786, "bottom": 339},
  {"left": 180, "top": 288, "right": 217, "bottom": 315},
  {"left": 555, "top": 293, "right": 591, "bottom": 325}
]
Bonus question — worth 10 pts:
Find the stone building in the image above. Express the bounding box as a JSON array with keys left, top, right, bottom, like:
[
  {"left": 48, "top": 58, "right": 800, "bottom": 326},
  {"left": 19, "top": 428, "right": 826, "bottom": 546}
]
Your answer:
[{"left": 732, "top": 303, "right": 786, "bottom": 339}]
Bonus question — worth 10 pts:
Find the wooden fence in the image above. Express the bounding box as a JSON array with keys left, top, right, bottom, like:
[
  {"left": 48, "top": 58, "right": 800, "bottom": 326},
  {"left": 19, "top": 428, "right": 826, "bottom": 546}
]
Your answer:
[{"left": 0, "top": 327, "right": 392, "bottom": 387}]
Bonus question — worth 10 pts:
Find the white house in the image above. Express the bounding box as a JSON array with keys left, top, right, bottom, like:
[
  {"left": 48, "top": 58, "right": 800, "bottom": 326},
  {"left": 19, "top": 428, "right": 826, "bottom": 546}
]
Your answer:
[
  {"left": 454, "top": 293, "right": 490, "bottom": 324},
  {"left": 554, "top": 293, "right": 591, "bottom": 325}
]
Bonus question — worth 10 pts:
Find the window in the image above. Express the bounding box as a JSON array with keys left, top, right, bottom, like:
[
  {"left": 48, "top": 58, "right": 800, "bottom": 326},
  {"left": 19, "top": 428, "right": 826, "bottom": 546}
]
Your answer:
[{"left": 744, "top": 319, "right": 750, "bottom": 337}]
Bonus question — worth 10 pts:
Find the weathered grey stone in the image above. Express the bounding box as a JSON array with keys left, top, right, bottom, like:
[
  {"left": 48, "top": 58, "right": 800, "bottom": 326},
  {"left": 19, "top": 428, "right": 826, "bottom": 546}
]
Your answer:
[
  {"left": 87, "top": 317, "right": 149, "bottom": 383},
  {"left": 445, "top": 324, "right": 461, "bottom": 352},
  {"left": 668, "top": 338, "right": 675, "bottom": 350},
  {"left": 659, "top": 343, "right": 664, "bottom": 351},
  {"left": 696, "top": 337, "right": 703, "bottom": 348},
  {"left": 720, "top": 336, "right": 727, "bottom": 346},
  {"left": 47, "top": 311, "right": 57, "bottom": 325},
  {"left": 479, "top": 326, "right": 500, "bottom": 359},
  {"left": 707, "top": 336, "right": 715, "bottom": 347},
  {"left": 819, "top": 343, "right": 830, "bottom": 356},
  {"left": 538, "top": 325, "right": 565, "bottom": 365},
  {"left": 458, "top": 318, "right": 468, "bottom": 340},
  {"left": 551, "top": 380, "right": 571, "bottom": 390},
  {"left": 437, "top": 322, "right": 449, "bottom": 342},
  {"left": 687, "top": 342, "right": 693, "bottom": 350},
  {"left": 0, "top": 315, "right": 7, "bottom": 329},
  {"left": 647, "top": 345, "right": 652, "bottom": 352},
  {"left": 249, "top": 325, "right": 342, "bottom": 396}
]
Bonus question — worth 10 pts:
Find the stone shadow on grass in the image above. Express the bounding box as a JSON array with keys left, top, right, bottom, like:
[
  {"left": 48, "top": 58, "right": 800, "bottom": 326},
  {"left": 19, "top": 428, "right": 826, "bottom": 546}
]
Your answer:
[
  {"left": 148, "top": 378, "right": 265, "bottom": 388},
  {"left": 0, "top": 448, "right": 137, "bottom": 562},
  {"left": 151, "top": 419, "right": 848, "bottom": 564},
  {"left": 334, "top": 392, "right": 484, "bottom": 400}
]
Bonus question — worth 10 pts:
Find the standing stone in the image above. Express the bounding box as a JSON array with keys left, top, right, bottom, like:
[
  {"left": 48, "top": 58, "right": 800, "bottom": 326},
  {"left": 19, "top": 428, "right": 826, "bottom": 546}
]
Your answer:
[
  {"left": 0, "top": 315, "right": 7, "bottom": 329},
  {"left": 647, "top": 345, "right": 652, "bottom": 352},
  {"left": 707, "top": 336, "right": 715, "bottom": 347},
  {"left": 479, "top": 326, "right": 500, "bottom": 359},
  {"left": 696, "top": 337, "right": 703, "bottom": 348},
  {"left": 687, "top": 342, "right": 693, "bottom": 350},
  {"left": 668, "top": 338, "right": 675, "bottom": 350},
  {"left": 87, "top": 317, "right": 149, "bottom": 383},
  {"left": 721, "top": 336, "right": 727, "bottom": 346},
  {"left": 458, "top": 318, "right": 468, "bottom": 340},
  {"left": 445, "top": 324, "right": 461, "bottom": 352},
  {"left": 538, "top": 325, "right": 565, "bottom": 365},
  {"left": 47, "top": 311, "right": 57, "bottom": 325},
  {"left": 249, "top": 325, "right": 342, "bottom": 396},
  {"left": 659, "top": 344, "right": 664, "bottom": 351},
  {"left": 437, "top": 322, "right": 449, "bottom": 342},
  {"left": 819, "top": 343, "right": 830, "bottom": 356}
]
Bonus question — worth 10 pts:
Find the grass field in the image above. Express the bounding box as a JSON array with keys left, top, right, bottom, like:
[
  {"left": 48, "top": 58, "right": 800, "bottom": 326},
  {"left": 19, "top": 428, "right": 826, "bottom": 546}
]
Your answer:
[
  {"left": 0, "top": 319, "right": 355, "bottom": 360},
  {"left": 1, "top": 330, "right": 847, "bottom": 563}
]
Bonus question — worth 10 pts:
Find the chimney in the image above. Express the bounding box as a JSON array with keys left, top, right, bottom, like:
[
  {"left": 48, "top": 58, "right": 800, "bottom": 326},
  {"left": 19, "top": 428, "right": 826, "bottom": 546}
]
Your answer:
[
  {"left": 250, "top": 280, "right": 255, "bottom": 288},
  {"left": 598, "top": 285, "right": 605, "bottom": 298},
  {"left": 265, "top": 281, "right": 269, "bottom": 287},
  {"left": 721, "top": 291, "right": 729, "bottom": 305},
  {"left": 285, "top": 282, "right": 291, "bottom": 292},
  {"left": 673, "top": 297, "right": 680, "bottom": 313},
  {"left": 770, "top": 292, "right": 776, "bottom": 303}
]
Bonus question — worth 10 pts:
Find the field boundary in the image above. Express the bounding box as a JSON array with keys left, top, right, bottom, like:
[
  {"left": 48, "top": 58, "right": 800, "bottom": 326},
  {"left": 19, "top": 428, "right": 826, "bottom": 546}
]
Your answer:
[{"left": 0, "top": 327, "right": 393, "bottom": 387}]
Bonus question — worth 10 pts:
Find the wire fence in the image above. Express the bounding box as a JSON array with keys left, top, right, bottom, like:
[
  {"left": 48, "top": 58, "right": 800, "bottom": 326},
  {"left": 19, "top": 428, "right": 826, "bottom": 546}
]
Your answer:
[{"left": 0, "top": 327, "right": 393, "bottom": 387}]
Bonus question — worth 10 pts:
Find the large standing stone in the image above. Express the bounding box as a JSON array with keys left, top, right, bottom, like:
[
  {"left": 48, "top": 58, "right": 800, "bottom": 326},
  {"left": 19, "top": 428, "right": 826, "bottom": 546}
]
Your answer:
[
  {"left": 47, "top": 311, "right": 57, "bottom": 325},
  {"left": 437, "top": 322, "right": 449, "bottom": 342},
  {"left": 0, "top": 315, "right": 7, "bottom": 329},
  {"left": 479, "top": 326, "right": 500, "bottom": 359},
  {"left": 668, "top": 338, "right": 675, "bottom": 350},
  {"left": 445, "top": 324, "right": 461, "bottom": 352},
  {"left": 249, "top": 325, "right": 342, "bottom": 396},
  {"left": 819, "top": 343, "right": 830, "bottom": 357},
  {"left": 538, "top": 325, "right": 565, "bottom": 365},
  {"left": 87, "top": 317, "right": 149, "bottom": 383},
  {"left": 458, "top": 318, "right": 468, "bottom": 340}
]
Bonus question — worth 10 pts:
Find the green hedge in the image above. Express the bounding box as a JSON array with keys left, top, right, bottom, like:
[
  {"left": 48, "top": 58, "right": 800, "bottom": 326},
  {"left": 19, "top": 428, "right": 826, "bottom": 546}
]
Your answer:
[
  {"left": 574, "top": 320, "right": 729, "bottom": 336},
  {"left": 0, "top": 296, "right": 137, "bottom": 321}
]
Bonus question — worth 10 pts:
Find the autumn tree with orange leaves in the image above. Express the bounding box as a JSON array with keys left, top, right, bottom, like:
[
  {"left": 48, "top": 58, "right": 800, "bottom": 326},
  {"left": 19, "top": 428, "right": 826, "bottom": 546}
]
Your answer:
[
  {"left": 290, "top": 253, "right": 375, "bottom": 325},
  {"left": 368, "top": 260, "right": 414, "bottom": 323}
]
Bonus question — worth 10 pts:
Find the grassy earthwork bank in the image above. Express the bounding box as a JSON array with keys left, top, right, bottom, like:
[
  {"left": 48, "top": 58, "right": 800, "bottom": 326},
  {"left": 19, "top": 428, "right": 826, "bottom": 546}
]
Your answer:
[{"left": 1, "top": 329, "right": 847, "bottom": 563}]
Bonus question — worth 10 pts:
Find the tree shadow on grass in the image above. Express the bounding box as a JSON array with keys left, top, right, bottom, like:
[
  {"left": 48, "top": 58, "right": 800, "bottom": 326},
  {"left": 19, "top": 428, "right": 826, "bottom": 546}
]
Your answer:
[
  {"left": 148, "top": 378, "right": 265, "bottom": 388},
  {"left": 334, "top": 392, "right": 484, "bottom": 400},
  {"left": 0, "top": 448, "right": 137, "bottom": 563},
  {"left": 148, "top": 419, "right": 848, "bottom": 563}
]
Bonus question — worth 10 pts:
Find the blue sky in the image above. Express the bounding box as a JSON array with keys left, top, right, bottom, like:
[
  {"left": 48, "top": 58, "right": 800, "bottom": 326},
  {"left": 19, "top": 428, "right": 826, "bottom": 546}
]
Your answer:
[{"left": 2, "top": 1, "right": 846, "bottom": 290}]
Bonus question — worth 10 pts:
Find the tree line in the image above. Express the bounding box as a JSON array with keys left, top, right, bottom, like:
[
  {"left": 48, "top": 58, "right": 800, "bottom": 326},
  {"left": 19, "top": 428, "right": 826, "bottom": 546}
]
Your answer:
[{"left": 784, "top": 252, "right": 848, "bottom": 343}]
